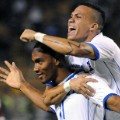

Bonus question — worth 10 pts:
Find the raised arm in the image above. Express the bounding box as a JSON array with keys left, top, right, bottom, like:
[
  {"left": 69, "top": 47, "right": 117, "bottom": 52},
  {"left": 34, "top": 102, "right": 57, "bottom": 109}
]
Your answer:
[
  {"left": 0, "top": 61, "right": 50, "bottom": 112},
  {"left": 20, "top": 29, "right": 95, "bottom": 59}
]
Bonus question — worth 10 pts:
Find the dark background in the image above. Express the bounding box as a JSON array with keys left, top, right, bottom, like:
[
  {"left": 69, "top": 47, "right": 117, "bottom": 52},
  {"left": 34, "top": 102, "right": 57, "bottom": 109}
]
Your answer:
[{"left": 0, "top": 0, "right": 120, "bottom": 120}]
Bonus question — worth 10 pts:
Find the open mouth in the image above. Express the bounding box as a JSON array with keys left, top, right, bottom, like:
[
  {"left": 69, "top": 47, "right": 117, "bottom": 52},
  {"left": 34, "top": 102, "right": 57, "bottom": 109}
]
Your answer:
[
  {"left": 68, "top": 26, "right": 76, "bottom": 34},
  {"left": 36, "top": 72, "right": 44, "bottom": 79}
]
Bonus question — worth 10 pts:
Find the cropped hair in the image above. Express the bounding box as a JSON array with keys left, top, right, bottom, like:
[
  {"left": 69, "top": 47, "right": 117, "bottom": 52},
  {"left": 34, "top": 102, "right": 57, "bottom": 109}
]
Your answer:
[{"left": 71, "top": 2, "right": 105, "bottom": 30}]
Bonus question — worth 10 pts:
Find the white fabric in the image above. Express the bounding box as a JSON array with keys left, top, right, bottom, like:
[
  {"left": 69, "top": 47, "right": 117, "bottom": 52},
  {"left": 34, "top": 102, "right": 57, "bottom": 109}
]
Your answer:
[
  {"left": 50, "top": 73, "right": 116, "bottom": 120},
  {"left": 50, "top": 73, "right": 89, "bottom": 120},
  {"left": 51, "top": 94, "right": 89, "bottom": 120},
  {"left": 34, "top": 32, "right": 46, "bottom": 43},
  {"left": 66, "top": 33, "right": 120, "bottom": 120},
  {"left": 87, "top": 74, "right": 116, "bottom": 107},
  {"left": 63, "top": 81, "right": 71, "bottom": 93}
]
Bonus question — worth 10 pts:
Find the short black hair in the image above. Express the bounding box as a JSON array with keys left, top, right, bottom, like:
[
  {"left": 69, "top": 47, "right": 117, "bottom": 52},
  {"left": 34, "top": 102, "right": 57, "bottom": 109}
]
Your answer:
[
  {"left": 33, "top": 42, "right": 62, "bottom": 60},
  {"left": 33, "top": 42, "right": 71, "bottom": 70},
  {"left": 71, "top": 2, "right": 105, "bottom": 30}
]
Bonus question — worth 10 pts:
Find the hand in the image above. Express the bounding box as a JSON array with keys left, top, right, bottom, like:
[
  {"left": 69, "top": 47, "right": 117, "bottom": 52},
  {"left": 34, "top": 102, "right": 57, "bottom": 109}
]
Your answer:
[
  {"left": 0, "top": 60, "right": 26, "bottom": 89},
  {"left": 70, "top": 74, "right": 97, "bottom": 98},
  {"left": 20, "top": 29, "right": 37, "bottom": 42}
]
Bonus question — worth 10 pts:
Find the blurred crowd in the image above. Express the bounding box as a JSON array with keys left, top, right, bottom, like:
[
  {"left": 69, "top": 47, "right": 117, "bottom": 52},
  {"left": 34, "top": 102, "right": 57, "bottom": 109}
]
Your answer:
[{"left": 0, "top": 0, "right": 120, "bottom": 120}]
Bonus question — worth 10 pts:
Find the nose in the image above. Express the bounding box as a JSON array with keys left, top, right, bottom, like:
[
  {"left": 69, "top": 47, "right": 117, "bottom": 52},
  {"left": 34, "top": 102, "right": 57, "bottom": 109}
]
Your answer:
[
  {"left": 68, "top": 17, "right": 74, "bottom": 24},
  {"left": 34, "top": 63, "right": 40, "bottom": 73}
]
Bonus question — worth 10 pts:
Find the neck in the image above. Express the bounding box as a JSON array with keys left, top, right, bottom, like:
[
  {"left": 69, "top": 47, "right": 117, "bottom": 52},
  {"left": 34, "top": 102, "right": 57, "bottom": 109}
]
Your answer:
[
  {"left": 55, "top": 68, "right": 72, "bottom": 85},
  {"left": 81, "top": 31, "right": 100, "bottom": 42}
]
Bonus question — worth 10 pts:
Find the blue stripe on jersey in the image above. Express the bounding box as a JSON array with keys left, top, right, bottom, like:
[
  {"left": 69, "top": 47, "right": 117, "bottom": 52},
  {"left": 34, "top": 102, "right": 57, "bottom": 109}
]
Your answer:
[
  {"left": 62, "top": 101, "right": 65, "bottom": 119},
  {"left": 103, "top": 93, "right": 117, "bottom": 109},
  {"left": 44, "top": 81, "right": 57, "bottom": 86},
  {"left": 45, "top": 72, "right": 78, "bottom": 86},
  {"left": 84, "top": 42, "right": 100, "bottom": 60},
  {"left": 49, "top": 107, "right": 56, "bottom": 114}
]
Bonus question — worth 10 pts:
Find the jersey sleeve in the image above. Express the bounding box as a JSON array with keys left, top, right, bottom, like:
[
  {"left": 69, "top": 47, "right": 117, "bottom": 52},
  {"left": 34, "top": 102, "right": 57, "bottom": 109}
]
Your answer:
[
  {"left": 84, "top": 36, "right": 117, "bottom": 61},
  {"left": 86, "top": 75, "right": 117, "bottom": 109}
]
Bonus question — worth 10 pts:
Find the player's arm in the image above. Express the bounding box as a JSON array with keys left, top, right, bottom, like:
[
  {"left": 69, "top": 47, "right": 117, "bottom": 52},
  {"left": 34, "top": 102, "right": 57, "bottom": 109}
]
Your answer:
[
  {"left": 19, "top": 81, "right": 51, "bottom": 112},
  {"left": 20, "top": 29, "right": 95, "bottom": 59},
  {"left": 82, "top": 75, "right": 120, "bottom": 113},
  {"left": 106, "top": 96, "right": 120, "bottom": 113},
  {"left": 69, "top": 74, "right": 120, "bottom": 113},
  {"left": 0, "top": 61, "right": 51, "bottom": 112},
  {"left": 43, "top": 84, "right": 68, "bottom": 105},
  {"left": 91, "top": 83, "right": 120, "bottom": 113},
  {"left": 43, "top": 75, "right": 96, "bottom": 105}
]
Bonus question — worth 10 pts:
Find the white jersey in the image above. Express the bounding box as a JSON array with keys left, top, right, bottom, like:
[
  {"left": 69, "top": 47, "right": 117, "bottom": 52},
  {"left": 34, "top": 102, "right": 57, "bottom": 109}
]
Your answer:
[
  {"left": 50, "top": 93, "right": 89, "bottom": 120},
  {"left": 49, "top": 73, "right": 117, "bottom": 120},
  {"left": 66, "top": 33, "right": 120, "bottom": 120}
]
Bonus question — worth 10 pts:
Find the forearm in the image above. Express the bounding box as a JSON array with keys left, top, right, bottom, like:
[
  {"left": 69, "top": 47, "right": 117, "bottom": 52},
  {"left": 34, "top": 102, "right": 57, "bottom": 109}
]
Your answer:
[
  {"left": 35, "top": 34, "right": 94, "bottom": 58},
  {"left": 43, "top": 35, "right": 76, "bottom": 55},
  {"left": 20, "top": 29, "right": 95, "bottom": 58},
  {"left": 20, "top": 81, "right": 51, "bottom": 112},
  {"left": 44, "top": 81, "right": 71, "bottom": 105},
  {"left": 43, "top": 83, "right": 69, "bottom": 105}
]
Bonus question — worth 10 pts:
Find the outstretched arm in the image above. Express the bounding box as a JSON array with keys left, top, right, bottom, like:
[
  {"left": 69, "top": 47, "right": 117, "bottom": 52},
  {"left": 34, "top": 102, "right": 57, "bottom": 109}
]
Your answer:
[
  {"left": 0, "top": 61, "right": 50, "bottom": 112},
  {"left": 20, "top": 29, "right": 95, "bottom": 59}
]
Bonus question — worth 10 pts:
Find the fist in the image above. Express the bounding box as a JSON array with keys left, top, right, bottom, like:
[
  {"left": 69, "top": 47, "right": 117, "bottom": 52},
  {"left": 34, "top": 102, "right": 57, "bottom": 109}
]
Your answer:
[{"left": 20, "top": 29, "right": 37, "bottom": 42}]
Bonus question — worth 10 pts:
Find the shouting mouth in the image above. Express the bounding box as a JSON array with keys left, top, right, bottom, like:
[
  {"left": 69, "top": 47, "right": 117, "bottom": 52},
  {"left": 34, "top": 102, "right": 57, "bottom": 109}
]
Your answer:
[{"left": 68, "top": 26, "right": 76, "bottom": 36}]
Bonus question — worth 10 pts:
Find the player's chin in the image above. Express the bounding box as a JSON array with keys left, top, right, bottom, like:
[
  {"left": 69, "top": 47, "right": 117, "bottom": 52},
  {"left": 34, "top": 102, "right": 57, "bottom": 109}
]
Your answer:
[
  {"left": 41, "top": 80, "right": 47, "bottom": 84},
  {"left": 38, "top": 77, "right": 45, "bottom": 83},
  {"left": 41, "top": 78, "right": 49, "bottom": 84},
  {"left": 67, "top": 35, "right": 76, "bottom": 41}
]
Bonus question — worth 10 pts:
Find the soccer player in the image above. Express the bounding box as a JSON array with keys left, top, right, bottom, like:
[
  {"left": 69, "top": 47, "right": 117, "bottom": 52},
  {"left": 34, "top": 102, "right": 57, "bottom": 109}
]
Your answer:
[
  {"left": 0, "top": 42, "right": 120, "bottom": 120},
  {"left": 20, "top": 2, "right": 120, "bottom": 120}
]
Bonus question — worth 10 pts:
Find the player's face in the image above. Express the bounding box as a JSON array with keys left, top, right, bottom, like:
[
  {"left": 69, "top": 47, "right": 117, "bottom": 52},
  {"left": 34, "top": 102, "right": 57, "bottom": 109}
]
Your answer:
[
  {"left": 67, "top": 5, "right": 95, "bottom": 42},
  {"left": 32, "top": 48, "right": 57, "bottom": 84}
]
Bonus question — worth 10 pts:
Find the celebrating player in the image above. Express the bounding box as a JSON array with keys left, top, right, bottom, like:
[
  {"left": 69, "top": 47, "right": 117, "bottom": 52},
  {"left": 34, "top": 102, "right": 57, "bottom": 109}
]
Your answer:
[
  {"left": 20, "top": 2, "right": 120, "bottom": 119},
  {"left": 0, "top": 42, "right": 120, "bottom": 120}
]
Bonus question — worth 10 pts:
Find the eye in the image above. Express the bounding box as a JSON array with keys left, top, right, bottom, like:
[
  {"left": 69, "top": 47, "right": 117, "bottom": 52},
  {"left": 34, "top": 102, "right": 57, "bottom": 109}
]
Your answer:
[
  {"left": 76, "top": 14, "right": 82, "bottom": 18},
  {"left": 35, "top": 58, "right": 44, "bottom": 64},
  {"left": 38, "top": 60, "right": 44, "bottom": 65}
]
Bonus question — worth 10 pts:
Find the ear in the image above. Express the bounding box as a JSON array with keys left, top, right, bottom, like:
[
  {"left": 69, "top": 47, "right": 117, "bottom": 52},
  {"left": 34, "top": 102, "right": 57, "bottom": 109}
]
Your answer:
[
  {"left": 53, "top": 58, "right": 60, "bottom": 66},
  {"left": 90, "top": 23, "right": 99, "bottom": 31}
]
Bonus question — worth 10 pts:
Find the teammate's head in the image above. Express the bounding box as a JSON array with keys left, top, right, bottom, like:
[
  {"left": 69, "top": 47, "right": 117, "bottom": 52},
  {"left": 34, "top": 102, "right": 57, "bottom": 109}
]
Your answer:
[
  {"left": 32, "top": 42, "right": 69, "bottom": 83},
  {"left": 67, "top": 2, "right": 105, "bottom": 42}
]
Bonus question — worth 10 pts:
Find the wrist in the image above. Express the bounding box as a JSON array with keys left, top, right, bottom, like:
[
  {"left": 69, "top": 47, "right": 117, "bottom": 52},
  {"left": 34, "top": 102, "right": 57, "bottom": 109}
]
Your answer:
[
  {"left": 63, "top": 81, "right": 71, "bottom": 93},
  {"left": 19, "top": 80, "right": 28, "bottom": 91},
  {"left": 34, "top": 32, "right": 46, "bottom": 43}
]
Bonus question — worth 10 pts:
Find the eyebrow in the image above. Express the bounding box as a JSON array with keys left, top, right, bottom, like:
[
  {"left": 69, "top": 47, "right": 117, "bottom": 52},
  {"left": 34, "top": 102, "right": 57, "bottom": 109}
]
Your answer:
[
  {"left": 71, "top": 12, "right": 83, "bottom": 16},
  {"left": 34, "top": 58, "right": 44, "bottom": 63}
]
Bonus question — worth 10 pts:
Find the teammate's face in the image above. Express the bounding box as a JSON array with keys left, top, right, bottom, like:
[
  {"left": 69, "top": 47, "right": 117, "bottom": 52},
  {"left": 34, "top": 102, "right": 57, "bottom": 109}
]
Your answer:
[
  {"left": 32, "top": 48, "right": 57, "bottom": 84},
  {"left": 67, "top": 5, "right": 95, "bottom": 42}
]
